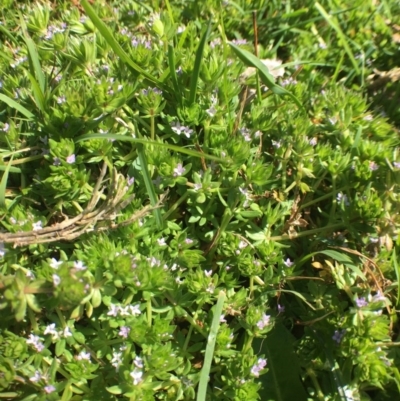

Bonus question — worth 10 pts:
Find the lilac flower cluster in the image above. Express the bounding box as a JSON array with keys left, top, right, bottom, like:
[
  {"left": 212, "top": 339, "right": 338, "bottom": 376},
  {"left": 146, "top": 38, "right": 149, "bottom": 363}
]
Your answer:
[
  {"left": 171, "top": 121, "right": 194, "bottom": 138},
  {"left": 250, "top": 358, "right": 267, "bottom": 377},
  {"left": 256, "top": 314, "right": 271, "bottom": 330},
  {"left": 107, "top": 303, "right": 141, "bottom": 317}
]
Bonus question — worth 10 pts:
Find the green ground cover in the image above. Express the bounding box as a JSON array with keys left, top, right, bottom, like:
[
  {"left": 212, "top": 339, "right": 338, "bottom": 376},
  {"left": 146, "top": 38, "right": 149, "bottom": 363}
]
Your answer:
[{"left": 1, "top": 0, "right": 400, "bottom": 400}]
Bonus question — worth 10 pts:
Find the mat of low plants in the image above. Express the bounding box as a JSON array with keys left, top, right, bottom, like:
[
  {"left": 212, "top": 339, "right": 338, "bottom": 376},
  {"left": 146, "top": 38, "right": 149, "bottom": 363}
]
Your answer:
[{"left": 1, "top": 0, "right": 400, "bottom": 400}]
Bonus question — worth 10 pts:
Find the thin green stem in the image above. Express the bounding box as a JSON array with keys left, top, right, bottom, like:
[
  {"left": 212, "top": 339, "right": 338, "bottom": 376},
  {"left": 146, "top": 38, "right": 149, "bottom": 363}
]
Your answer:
[
  {"left": 267, "top": 222, "right": 344, "bottom": 241},
  {"left": 306, "top": 368, "right": 325, "bottom": 401},
  {"left": 147, "top": 298, "right": 152, "bottom": 328},
  {"left": 163, "top": 191, "right": 189, "bottom": 221}
]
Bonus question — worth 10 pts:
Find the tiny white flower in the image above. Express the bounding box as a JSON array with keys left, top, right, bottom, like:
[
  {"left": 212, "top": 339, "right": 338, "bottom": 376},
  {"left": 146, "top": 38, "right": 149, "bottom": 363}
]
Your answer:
[
  {"left": 0, "top": 242, "right": 5, "bottom": 258},
  {"left": 204, "top": 270, "right": 213, "bottom": 277},
  {"left": 32, "top": 221, "right": 42, "bottom": 231},
  {"left": 30, "top": 370, "right": 43, "bottom": 382},
  {"left": 283, "top": 258, "right": 294, "bottom": 268},
  {"left": 77, "top": 350, "right": 91, "bottom": 361},
  {"left": 73, "top": 260, "right": 86, "bottom": 270},
  {"left": 108, "top": 303, "right": 119, "bottom": 316},
  {"left": 130, "top": 368, "right": 143, "bottom": 385},
  {"left": 52, "top": 274, "right": 61, "bottom": 286},
  {"left": 50, "top": 258, "right": 63, "bottom": 269},
  {"left": 157, "top": 237, "right": 166, "bottom": 246},
  {"left": 44, "top": 323, "right": 59, "bottom": 339}
]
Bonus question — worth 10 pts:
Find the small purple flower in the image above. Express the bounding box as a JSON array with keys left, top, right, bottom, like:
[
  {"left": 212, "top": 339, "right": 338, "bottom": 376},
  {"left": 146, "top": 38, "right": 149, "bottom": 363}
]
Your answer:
[
  {"left": 44, "top": 385, "right": 56, "bottom": 394},
  {"left": 210, "top": 38, "right": 221, "bottom": 49},
  {"left": 193, "top": 183, "right": 202, "bottom": 191},
  {"left": 127, "top": 175, "right": 135, "bottom": 186},
  {"left": 250, "top": 358, "right": 267, "bottom": 377},
  {"left": 26, "top": 334, "right": 45, "bottom": 352},
  {"left": 130, "top": 368, "right": 143, "bottom": 385},
  {"left": 277, "top": 304, "right": 285, "bottom": 313},
  {"left": 66, "top": 154, "right": 75, "bottom": 164},
  {"left": 185, "top": 238, "right": 193, "bottom": 244},
  {"left": 171, "top": 121, "right": 193, "bottom": 138},
  {"left": 332, "top": 329, "right": 346, "bottom": 344},
  {"left": 309, "top": 137, "right": 318, "bottom": 146},
  {"left": 108, "top": 304, "right": 119, "bottom": 316},
  {"left": 173, "top": 163, "right": 186, "bottom": 177},
  {"left": 393, "top": 162, "right": 400, "bottom": 169},
  {"left": 30, "top": 370, "right": 43, "bottom": 382},
  {"left": 57, "top": 95, "right": 66, "bottom": 104},
  {"left": 283, "top": 258, "right": 294, "bottom": 268},
  {"left": 369, "top": 161, "right": 379, "bottom": 171},
  {"left": 355, "top": 297, "right": 368, "bottom": 308},
  {"left": 119, "top": 326, "right": 131, "bottom": 338},
  {"left": 256, "top": 314, "right": 271, "bottom": 330},
  {"left": 231, "top": 39, "right": 247, "bottom": 45}
]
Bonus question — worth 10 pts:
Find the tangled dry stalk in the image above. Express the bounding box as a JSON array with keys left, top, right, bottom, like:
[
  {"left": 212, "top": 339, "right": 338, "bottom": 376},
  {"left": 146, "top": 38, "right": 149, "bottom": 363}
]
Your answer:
[{"left": 0, "top": 162, "right": 166, "bottom": 247}]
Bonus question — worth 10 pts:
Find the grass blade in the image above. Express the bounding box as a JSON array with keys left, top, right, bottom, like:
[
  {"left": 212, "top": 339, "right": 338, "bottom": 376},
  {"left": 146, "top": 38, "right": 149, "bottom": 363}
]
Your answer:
[
  {"left": 196, "top": 291, "right": 226, "bottom": 401},
  {"left": 0, "top": 94, "right": 34, "bottom": 120},
  {"left": 136, "top": 144, "right": 163, "bottom": 229},
  {"left": 314, "top": 2, "right": 360, "bottom": 75},
  {"left": 81, "top": 0, "right": 165, "bottom": 91},
  {"left": 75, "top": 133, "right": 225, "bottom": 163},
  {"left": 21, "top": 21, "right": 46, "bottom": 94},
  {"left": 189, "top": 20, "right": 212, "bottom": 105},
  {"left": 27, "top": 72, "right": 45, "bottom": 113},
  {"left": 392, "top": 249, "right": 400, "bottom": 307},
  {"left": 229, "top": 43, "right": 304, "bottom": 111},
  {"left": 0, "top": 155, "right": 14, "bottom": 209},
  {"left": 168, "top": 44, "right": 181, "bottom": 103}
]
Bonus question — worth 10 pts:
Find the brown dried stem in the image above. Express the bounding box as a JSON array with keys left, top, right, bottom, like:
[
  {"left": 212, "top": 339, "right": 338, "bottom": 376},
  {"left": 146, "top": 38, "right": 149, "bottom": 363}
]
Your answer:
[{"left": 0, "top": 163, "right": 166, "bottom": 247}]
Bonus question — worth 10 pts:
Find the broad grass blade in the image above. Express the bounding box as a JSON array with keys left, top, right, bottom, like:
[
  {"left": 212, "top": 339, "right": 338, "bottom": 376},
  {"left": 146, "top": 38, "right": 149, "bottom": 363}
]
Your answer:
[
  {"left": 196, "top": 291, "right": 226, "bottom": 401},
  {"left": 229, "top": 43, "right": 304, "bottom": 111},
  {"left": 315, "top": 2, "right": 360, "bottom": 75},
  {"left": 255, "top": 323, "right": 308, "bottom": 401},
  {"left": 75, "top": 133, "right": 225, "bottom": 162},
  {"left": 189, "top": 20, "right": 212, "bottom": 105},
  {"left": 0, "top": 94, "right": 34, "bottom": 120},
  {"left": 81, "top": 0, "right": 165, "bottom": 91}
]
